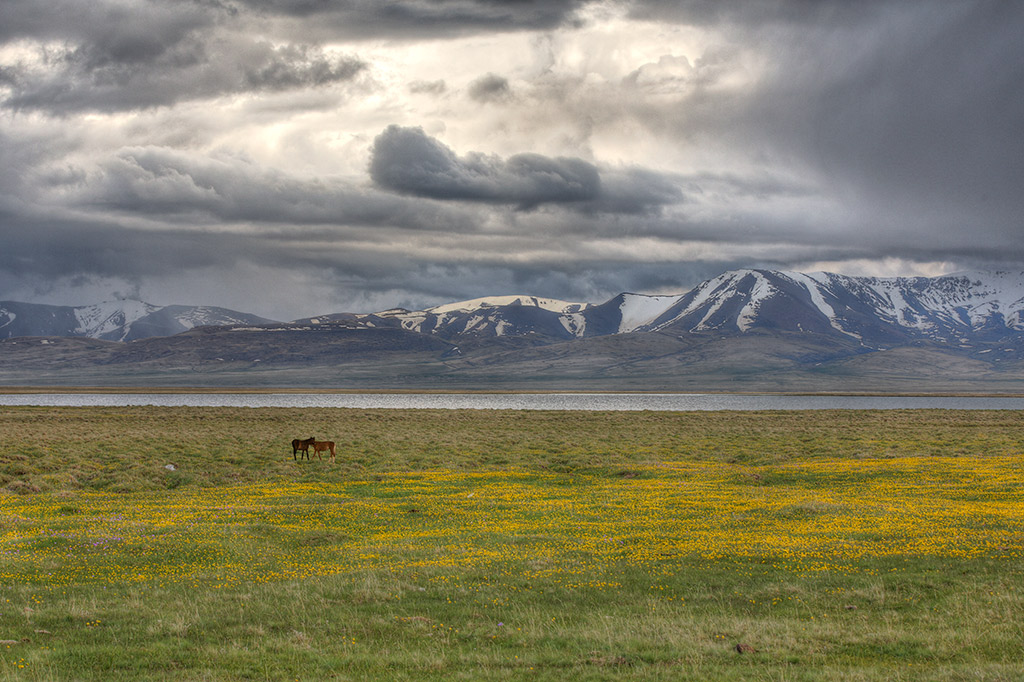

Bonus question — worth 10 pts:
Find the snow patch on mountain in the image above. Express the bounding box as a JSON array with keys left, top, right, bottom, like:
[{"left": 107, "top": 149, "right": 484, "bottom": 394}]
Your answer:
[
  {"left": 464, "top": 315, "right": 486, "bottom": 334},
  {"left": 694, "top": 271, "right": 753, "bottom": 331},
  {"left": 171, "top": 306, "right": 256, "bottom": 330},
  {"left": 736, "top": 271, "right": 776, "bottom": 332},
  {"left": 560, "top": 312, "right": 588, "bottom": 337},
  {"left": 830, "top": 271, "right": 1024, "bottom": 337},
  {"left": 74, "top": 300, "right": 158, "bottom": 341},
  {"left": 428, "top": 295, "right": 588, "bottom": 315},
  {"left": 648, "top": 270, "right": 747, "bottom": 332},
  {"left": 783, "top": 271, "right": 862, "bottom": 340},
  {"left": 617, "top": 294, "right": 683, "bottom": 333}
]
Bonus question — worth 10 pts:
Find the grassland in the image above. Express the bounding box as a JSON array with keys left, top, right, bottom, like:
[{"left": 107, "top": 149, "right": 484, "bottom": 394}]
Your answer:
[{"left": 1, "top": 407, "right": 1023, "bottom": 680}]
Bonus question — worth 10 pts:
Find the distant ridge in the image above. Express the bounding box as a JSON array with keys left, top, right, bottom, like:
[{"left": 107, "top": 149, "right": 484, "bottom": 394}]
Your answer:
[{"left": 0, "top": 300, "right": 276, "bottom": 341}]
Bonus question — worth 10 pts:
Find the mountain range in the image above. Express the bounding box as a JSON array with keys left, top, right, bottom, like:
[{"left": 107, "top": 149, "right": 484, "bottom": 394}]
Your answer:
[
  {"left": 0, "top": 300, "right": 274, "bottom": 342},
  {"left": 4, "top": 269, "right": 1024, "bottom": 391},
  {"left": 299, "top": 269, "right": 1024, "bottom": 351}
]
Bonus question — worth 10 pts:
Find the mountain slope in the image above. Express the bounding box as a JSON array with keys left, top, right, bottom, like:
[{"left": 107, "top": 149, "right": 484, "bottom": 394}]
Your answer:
[{"left": 640, "top": 270, "right": 1024, "bottom": 350}]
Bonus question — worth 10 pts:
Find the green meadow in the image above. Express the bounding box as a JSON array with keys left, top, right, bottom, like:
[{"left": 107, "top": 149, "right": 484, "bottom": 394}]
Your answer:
[{"left": 1, "top": 407, "right": 1023, "bottom": 680}]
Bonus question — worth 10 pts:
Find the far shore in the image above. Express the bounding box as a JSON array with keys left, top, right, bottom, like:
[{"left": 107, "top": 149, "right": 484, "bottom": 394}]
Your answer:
[{"left": 2, "top": 385, "right": 1024, "bottom": 398}]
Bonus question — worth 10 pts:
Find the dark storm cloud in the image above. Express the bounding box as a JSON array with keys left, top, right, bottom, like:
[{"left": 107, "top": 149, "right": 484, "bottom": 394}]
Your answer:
[
  {"left": 772, "top": 1, "right": 1024, "bottom": 238},
  {"left": 369, "top": 125, "right": 597, "bottom": 206},
  {"left": 369, "top": 126, "right": 682, "bottom": 214},
  {"left": 0, "top": 0, "right": 591, "bottom": 51},
  {"left": 235, "top": 0, "right": 589, "bottom": 39},
  {"left": 627, "top": 0, "right": 890, "bottom": 26},
  {"left": 468, "top": 73, "right": 511, "bottom": 103},
  {"left": 0, "top": 0, "right": 212, "bottom": 45}
]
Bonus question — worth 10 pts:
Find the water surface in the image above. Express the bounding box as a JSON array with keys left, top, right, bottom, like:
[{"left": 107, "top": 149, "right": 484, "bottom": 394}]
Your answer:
[{"left": 2, "top": 393, "right": 1023, "bottom": 410}]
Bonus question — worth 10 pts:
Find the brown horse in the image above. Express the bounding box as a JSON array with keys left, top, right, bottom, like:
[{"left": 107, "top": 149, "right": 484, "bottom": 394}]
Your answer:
[
  {"left": 311, "top": 440, "right": 336, "bottom": 463},
  {"left": 291, "top": 437, "right": 316, "bottom": 461}
]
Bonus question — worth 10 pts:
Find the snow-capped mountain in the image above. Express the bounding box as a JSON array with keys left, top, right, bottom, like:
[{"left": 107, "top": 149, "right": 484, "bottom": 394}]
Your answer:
[
  {"left": 72, "top": 300, "right": 160, "bottom": 340},
  {"left": 0, "top": 300, "right": 276, "bottom": 341},
  {"left": 299, "top": 269, "right": 1024, "bottom": 351},
  {"left": 7, "top": 270, "right": 1024, "bottom": 353},
  {"left": 638, "top": 270, "right": 1024, "bottom": 347},
  {"left": 299, "top": 295, "right": 594, "bottom": 341},
  {"left": 297, "top": 292, "right": 690, "bottom": 341}
]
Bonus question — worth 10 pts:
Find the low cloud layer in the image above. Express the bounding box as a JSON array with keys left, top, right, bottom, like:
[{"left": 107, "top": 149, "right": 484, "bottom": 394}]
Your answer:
[{"left": 0, "top": 0, "right": 1022, "bottom": 320}]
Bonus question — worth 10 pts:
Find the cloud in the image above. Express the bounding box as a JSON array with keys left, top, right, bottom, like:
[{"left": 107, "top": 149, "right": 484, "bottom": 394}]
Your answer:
[
  {"left": 0, "top": 0, "right": 210, "bottom": 45},
  {"left": 741, "top": 2, "right": 1024, "bottom": 241},
  {"left": 2, "top": 34, "right": 367, "bottom": 113},
  {"left": 517, "top": 1, "right": 1024, "bottom": 257},
  {"left": 369, "top": 125, "right": 682, "bottom": 213},
  {"left": 626, "top": 0, "right": 889, "bottom": 27},
  {"left": 2, "top": 0, "right": 1023, "bottom": 319},
  {"left": 235, "top": 0, "right": 590, "bottom": 40},
  {"left": 409, "top": 79, "right": 447, "bottom": 95},
  {"left": 0, "top": 0, "right": 589, "bottom": 48},
  {"left": 69, "top": 146, "right": 481, "bottom": 233},
  {"left": 0, "top": 207, "right": 234, "bottom": 281},
  {"left": 468, "top": 73, "right": 511, "bottom": 102}
]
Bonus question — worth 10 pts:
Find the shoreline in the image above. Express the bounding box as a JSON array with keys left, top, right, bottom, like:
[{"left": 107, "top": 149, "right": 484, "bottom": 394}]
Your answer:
[{"left": 3, "top": 385, "right": 1024, "bottom": 398}]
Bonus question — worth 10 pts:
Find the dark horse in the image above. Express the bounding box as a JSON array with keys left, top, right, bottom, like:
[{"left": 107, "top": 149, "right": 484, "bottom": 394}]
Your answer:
[{"left": 291, "top": 437, "right": 316, "bottom": 461}]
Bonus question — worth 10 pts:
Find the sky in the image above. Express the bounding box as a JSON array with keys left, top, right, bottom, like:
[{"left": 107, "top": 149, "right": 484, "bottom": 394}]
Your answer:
[{"left": 0, "top": 0, "right": 1022, "bottom": 321}]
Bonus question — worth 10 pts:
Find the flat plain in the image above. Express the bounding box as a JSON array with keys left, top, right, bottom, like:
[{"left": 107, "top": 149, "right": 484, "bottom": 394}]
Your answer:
[{"left": 1, "top": 407, "right": 1022, "bottom": 680}]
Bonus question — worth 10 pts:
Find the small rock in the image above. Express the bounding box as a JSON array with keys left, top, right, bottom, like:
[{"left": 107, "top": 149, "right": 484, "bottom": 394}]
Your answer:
[{"left": 165, "top": 464, "right": 177, "bottom": 471}]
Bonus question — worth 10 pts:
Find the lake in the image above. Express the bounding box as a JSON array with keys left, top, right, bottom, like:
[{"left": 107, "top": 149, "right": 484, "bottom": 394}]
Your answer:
[{"left": 2, "top": 393, "right": 1024, "bottom": 410}]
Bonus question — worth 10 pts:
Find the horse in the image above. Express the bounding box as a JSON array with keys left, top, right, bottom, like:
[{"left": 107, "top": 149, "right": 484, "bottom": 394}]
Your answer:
[
  {"left": 311, "top": 440, "right": 336, "bottom": 463},
  {"left": 291, "top": 437, "right": 316, "bottom": 461}
]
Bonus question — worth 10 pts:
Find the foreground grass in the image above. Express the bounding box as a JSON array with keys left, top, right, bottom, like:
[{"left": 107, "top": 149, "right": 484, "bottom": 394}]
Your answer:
[{"left": 1, "top": 408, "right": 1023, "bottom": 680}]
